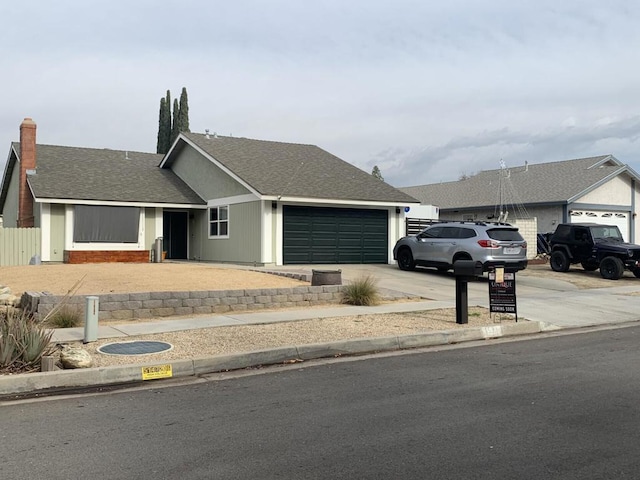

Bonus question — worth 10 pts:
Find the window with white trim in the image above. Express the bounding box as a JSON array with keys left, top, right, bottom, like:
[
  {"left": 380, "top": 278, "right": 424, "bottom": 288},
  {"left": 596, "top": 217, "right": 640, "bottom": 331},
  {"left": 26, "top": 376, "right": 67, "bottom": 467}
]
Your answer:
[{"left": 209, "top": 206, "right": 229, "bottom": 237}]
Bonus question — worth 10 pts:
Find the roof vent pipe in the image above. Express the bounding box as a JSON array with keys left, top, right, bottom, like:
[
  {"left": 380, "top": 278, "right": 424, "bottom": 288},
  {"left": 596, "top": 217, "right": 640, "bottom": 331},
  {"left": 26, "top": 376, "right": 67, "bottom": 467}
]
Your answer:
[{"left": 205, "top": 129, "right": 210, "bottom": 139}]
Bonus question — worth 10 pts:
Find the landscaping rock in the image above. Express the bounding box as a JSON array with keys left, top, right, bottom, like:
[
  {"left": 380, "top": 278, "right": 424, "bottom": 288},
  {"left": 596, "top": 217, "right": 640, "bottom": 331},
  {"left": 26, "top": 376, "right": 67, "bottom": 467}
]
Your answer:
[
  {"left": 60, "top": 346, "right": 93, "bottom": 369},
  {"left": 0, "top": 293, "right": 19, "bottom": 307}
]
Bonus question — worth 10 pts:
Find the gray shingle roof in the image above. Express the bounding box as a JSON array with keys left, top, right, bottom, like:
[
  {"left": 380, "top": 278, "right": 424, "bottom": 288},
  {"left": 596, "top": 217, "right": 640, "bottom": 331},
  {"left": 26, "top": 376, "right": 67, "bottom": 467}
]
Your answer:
[
  {"left": 173, "top": 133, "right": 419, "bottom": 204},
  {"left": 400, "top": 155, "right": 630, "bottom": 209},
  {"left": 14, "top": 143, "right": 204, "bottom": 205}
]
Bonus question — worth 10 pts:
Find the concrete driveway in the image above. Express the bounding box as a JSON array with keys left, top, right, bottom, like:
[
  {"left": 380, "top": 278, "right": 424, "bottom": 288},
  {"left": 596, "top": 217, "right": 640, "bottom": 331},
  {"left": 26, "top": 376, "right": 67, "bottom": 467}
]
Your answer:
[{"left": 263, "top": 263, "right": 640, "bottom": 329}]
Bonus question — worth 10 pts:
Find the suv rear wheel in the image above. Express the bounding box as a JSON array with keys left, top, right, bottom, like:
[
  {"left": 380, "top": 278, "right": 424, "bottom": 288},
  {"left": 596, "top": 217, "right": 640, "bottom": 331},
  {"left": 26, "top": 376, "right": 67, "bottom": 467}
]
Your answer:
[
  {"left": 600, "top": 256, "right": 624, "bottom": 280},
  {"left": 396, "top": 248, "right": 416, "bottom": 271},
  {"left": 550, "top": 250, "right": 570, "bottom": 272}
]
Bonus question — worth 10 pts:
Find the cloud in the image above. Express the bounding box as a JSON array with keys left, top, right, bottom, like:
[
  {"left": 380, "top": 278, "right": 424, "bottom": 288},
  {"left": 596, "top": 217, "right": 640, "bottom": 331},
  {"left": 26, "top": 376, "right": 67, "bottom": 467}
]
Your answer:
[
  {"left": 1, "top": 1, "right": 640, "bottom": 195},
  {"left": 374, "top": 116, "right": 640, "bottom": 187}
]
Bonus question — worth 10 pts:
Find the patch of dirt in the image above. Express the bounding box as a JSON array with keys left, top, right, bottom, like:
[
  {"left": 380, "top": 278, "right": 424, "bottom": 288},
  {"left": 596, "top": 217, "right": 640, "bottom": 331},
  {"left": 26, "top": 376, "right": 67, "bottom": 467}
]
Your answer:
[
  {"left": 519, "top": 263, "right": 640, "bottom": 289},
  {"left": 68, "top": 307, "right": 517, "bottom": 368},
  {"left": 0, "top": 262, "right": 306, "bottom": 296}
]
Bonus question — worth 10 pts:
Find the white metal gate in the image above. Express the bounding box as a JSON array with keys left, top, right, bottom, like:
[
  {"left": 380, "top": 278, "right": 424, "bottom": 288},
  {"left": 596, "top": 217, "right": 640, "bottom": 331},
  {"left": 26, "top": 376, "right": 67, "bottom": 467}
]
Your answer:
[{"left": 0, "top": 227, "right": 41, "bottom": 266}]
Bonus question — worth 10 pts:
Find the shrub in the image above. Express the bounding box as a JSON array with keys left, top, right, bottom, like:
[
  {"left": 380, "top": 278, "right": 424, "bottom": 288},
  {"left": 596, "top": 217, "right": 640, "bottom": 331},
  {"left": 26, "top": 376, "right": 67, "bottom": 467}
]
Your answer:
[
  {"left": 342, "top": 275, "right": 380, "bottom": 306},
  {"left": 0, "top": 307, "right": 54, "bottom": 374},
  {"left": 46, "top": 305, "right": 82, "bottom": 328}
]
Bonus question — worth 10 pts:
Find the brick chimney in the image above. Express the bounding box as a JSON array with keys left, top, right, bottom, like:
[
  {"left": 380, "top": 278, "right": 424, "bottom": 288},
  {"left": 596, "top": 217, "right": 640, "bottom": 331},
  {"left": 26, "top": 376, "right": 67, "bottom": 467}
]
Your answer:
[{"left": 18, "top": 117, "right": 36, "bottom": 228}]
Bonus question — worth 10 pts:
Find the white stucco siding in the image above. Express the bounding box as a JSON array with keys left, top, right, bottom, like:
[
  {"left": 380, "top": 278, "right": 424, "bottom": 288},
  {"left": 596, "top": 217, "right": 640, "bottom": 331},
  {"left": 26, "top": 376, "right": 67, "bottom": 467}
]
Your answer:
[
  {"left": 577, "top": 176, "right": 632, "bottom": 205},
  {"left": 635, "top": 187, "right": 640, "bottom": 243}
]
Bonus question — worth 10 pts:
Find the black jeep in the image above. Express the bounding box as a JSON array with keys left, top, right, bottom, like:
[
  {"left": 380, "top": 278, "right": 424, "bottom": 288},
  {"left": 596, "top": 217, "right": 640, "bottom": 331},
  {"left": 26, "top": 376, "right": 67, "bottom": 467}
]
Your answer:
[{"left": 549, "top": 223, "right": 640, "bottom": 280}]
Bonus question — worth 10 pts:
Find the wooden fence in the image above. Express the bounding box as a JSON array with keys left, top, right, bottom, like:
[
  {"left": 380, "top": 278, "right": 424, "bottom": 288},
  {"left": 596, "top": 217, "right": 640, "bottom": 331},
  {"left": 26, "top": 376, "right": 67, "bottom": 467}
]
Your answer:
[{"left": 0, "top": 227, "right": 41, "bottom": 266}]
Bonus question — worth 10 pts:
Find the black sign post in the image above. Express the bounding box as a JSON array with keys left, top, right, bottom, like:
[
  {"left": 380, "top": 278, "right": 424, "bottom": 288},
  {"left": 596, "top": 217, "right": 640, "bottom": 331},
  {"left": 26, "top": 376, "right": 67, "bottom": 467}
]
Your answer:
[{"left": 488, "top": 270, "right": 517, "bottom": 321}]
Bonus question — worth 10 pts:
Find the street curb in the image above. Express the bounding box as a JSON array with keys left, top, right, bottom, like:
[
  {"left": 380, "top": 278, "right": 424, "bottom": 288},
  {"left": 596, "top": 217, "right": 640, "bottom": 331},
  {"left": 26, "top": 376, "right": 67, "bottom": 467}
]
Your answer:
[{"left": 0, "top": 321, "right": 545, "bottom": 397}]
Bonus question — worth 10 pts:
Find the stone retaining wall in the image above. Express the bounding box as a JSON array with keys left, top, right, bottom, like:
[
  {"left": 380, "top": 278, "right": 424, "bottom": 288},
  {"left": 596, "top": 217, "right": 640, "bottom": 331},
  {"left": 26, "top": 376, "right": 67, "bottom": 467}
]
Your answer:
[{"left": 22, "top": 285, "right": 345, "bottom": 322}]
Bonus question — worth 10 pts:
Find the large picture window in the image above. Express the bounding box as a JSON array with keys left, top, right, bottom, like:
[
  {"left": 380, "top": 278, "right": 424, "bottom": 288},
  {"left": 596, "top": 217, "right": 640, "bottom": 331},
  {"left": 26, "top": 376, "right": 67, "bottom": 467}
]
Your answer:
[
  {"left": 209, "top": 206, "right": 229, "bottom": 237},
  {"left": 74, "top": 205, "right": 140, "bottom": 243}
]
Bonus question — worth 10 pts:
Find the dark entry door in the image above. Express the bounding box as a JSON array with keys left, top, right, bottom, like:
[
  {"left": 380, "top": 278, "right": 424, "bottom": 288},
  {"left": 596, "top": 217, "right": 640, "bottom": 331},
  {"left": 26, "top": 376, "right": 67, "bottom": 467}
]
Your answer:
[{"left": 163, "top": 211, "right": 188, "bottom": 259}]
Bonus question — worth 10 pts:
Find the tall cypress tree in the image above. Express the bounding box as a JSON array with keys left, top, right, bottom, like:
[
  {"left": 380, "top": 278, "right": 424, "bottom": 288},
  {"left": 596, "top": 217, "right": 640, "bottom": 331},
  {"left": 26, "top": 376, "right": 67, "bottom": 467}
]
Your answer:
[
  {"left": 156, "top": 88, "right": 190, "bottom": 154},
  {"left": 156, "top": 97, "right": 168, "bottom": 154},
  {"left": 163, "top": 90, "right": 172, "bottom": 152},
  {"left": 178, "top": 87, "right": 190, "bottom": 134},
  {"left": 171, "top": 98, "right": 180, "bottom": 144}
]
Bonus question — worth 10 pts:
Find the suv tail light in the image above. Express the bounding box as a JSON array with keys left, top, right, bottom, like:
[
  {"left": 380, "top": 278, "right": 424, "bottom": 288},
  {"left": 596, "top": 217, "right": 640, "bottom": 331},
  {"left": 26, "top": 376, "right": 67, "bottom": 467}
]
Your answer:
[{"left": 477, "top": 239, "right": 500, "bottom": 248}]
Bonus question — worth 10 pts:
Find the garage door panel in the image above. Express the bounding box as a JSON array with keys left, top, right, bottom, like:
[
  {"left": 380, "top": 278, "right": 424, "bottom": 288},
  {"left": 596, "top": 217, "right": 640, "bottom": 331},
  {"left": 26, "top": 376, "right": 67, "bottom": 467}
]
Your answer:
[
  {"left": 283, "top": 206, "right": 388, "bottom": 264},
  {"left": 570, "top": 210, "right": 629, "bottom": 241}
]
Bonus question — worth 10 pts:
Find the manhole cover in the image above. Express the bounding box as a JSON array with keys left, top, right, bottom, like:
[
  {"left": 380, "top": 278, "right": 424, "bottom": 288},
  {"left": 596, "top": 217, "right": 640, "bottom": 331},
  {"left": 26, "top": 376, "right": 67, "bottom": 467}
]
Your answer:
[{"left": 97, "top": 341, "right": 173, "bottom": 356}]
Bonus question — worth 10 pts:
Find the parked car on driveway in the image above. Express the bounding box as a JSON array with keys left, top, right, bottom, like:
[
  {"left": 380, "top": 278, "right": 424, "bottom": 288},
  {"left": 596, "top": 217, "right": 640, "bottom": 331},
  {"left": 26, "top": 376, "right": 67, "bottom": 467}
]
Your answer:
[
  {"left": 393, "top": 221, "right": 528, "bottom": 273},
  {"left": 549, "top": 223, "right": 640, "bottom": 280}
]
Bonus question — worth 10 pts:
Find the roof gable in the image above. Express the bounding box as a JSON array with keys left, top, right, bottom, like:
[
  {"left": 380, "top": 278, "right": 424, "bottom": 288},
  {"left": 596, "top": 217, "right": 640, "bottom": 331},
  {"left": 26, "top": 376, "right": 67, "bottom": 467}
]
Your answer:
[
  {"left": 401, "top": 155, "right": 633, "bottom": 209},
  {"left": 164, "top": 133, "right": 419, "bottom": 204}
]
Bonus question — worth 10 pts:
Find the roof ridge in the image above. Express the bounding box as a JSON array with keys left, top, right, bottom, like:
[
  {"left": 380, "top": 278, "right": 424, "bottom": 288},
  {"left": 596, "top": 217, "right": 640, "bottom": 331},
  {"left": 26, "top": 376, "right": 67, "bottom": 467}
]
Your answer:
[
  {"left": 185, "top": 131, "right": 317, "bottom": 148},
  {"left": 15, "top": 142, "right": 159, "bottom": 156}
]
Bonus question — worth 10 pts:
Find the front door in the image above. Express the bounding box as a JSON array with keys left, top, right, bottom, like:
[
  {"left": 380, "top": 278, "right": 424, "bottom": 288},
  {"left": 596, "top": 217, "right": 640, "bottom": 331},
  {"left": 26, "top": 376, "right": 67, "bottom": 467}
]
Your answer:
[{"left": 163, "top": 211, "right": 188, "bottom": 259}]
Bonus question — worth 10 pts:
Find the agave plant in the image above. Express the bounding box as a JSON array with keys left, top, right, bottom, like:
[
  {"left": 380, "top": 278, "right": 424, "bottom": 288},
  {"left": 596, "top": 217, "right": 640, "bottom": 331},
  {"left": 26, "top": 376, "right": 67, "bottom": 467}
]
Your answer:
[{"left": 0, "top": 307, "right": 54, "bottom": 373}]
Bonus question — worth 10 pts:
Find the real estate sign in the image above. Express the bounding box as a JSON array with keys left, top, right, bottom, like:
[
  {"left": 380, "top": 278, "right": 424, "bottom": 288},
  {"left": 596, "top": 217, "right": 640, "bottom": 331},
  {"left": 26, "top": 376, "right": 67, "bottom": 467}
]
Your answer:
[{"left": 488, "top": 270, "right": 517, "bottom": 316}]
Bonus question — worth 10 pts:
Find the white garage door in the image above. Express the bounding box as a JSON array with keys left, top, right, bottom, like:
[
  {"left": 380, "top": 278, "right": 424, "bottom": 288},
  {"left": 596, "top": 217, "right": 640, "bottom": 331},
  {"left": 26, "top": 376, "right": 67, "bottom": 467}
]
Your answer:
[{"left": 570, "top": 210, "right": 629, "bottom": 241}]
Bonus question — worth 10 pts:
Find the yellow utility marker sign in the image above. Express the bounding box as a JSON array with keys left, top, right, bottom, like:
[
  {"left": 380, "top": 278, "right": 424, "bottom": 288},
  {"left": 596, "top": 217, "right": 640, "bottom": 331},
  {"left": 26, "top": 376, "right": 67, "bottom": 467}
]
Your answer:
[{"left": 142, "top": 364, "right": 173, "bottom": 380}]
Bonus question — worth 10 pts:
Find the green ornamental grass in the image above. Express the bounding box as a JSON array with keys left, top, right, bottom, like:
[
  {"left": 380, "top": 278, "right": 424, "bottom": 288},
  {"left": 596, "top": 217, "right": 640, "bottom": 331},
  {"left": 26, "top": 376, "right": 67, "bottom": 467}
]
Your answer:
[
  {"left": 46, "top": 305, "right": 82, "bottom": 329},
  {"left": 342, "top": 275, "right": 380, "bottom": 306}
]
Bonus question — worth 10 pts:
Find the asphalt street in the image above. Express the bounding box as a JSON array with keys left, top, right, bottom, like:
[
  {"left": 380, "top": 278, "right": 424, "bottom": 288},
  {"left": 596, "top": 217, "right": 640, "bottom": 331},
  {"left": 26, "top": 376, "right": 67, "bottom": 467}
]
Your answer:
[{"left": 2, "top": 324, "right": 640, "bottom": 479}]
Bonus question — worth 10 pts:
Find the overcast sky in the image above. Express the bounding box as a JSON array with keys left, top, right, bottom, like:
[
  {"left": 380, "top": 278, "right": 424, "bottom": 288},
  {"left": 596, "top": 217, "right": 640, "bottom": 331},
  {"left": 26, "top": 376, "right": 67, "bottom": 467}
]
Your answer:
[{"left": 1, "top": 1, "right": 638, "bottom": 188}]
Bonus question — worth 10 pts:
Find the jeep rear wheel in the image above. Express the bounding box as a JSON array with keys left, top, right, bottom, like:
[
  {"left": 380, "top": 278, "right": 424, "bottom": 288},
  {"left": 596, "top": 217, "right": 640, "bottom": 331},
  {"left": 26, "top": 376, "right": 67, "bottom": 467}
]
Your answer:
[
  {"left": 550, "top": 250, "right": 570, "bottom": 272},
  {"left": 600, "top": 256, "right": 624, "bottom": 280},
  {"left": 397, "top": 248, "right": 416, "bottom": 271}
]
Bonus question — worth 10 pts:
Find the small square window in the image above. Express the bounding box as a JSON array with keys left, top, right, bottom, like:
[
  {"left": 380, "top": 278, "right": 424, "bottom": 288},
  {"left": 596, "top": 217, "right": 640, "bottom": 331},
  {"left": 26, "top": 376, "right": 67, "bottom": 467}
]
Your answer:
[{"left": 209, "top": 206, "right": 229, "bottom": 238}]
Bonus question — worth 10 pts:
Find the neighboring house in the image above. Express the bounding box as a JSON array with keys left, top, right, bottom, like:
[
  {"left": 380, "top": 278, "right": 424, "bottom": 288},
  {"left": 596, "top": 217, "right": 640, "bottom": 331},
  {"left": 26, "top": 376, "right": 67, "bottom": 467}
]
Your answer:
[
  {"left": 0, "top": 118, "right": 419, "bottom": 265},
  {"left": 401, "top": 156, "right": 640, "bottom": 242}
]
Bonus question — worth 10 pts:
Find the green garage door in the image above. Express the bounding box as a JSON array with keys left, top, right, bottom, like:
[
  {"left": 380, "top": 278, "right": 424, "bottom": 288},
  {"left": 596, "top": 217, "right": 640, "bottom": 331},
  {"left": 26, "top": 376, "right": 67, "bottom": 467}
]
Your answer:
[{"left": 283, "top": 206, "right": 388, "bottom": 264}]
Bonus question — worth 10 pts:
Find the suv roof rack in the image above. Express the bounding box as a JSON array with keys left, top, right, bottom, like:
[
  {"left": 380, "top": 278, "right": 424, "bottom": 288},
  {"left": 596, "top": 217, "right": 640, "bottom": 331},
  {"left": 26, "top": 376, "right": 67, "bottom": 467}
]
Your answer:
[{"left": 422, "top": 219, "right": 514, "bottom": 227}]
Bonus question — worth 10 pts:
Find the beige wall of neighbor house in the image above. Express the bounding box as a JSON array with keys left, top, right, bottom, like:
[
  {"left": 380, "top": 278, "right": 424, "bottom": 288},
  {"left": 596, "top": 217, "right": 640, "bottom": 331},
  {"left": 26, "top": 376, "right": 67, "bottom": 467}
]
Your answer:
[
  {"left": 171, "top": 146, "right": 251, "bottom": 200},
  {"left": 2, "top": 160, "right": 20, "bottom": 227},
  {"left": 191, "top": 200, "right": 262, "bottom": 264},
  {"left": 578, "top": 175, "right": 633, "bottom": 205},
  {"left": 635, "top": 185, "right": 640, "bottom": 243},
  {"left": 511, "top": 218, "right": 538, "bottom": 259}
]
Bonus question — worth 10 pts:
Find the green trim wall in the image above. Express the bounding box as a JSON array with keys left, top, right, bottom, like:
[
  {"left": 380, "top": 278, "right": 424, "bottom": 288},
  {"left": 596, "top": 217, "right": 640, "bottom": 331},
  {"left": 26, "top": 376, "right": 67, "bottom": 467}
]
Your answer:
[
  {"left": 1, "top": 160, "right": 19, "bottom": 227},
  {"left": 170, "top": 146, "right": 250, "bottom": 200},
  {"left": 49, "top": 204, "right": 65, "bottom": 261},
  {"left": 191, "top": 201, "right": 262, "bottom": 263}
]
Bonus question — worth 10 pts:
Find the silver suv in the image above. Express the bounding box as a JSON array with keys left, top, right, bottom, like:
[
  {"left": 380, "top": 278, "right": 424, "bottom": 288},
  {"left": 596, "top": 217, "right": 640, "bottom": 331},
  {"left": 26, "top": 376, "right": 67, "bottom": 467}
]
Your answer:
[{"left": 393, "top": 221, "right": 528, "bottom": 272}]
